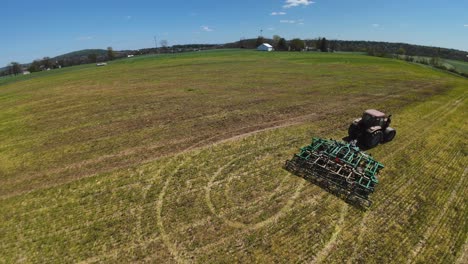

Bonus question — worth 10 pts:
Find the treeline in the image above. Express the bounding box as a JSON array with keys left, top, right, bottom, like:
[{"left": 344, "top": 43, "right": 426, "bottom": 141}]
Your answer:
[
  {"left": 136, "top": 44, "right": 221, "bottom": 55},
  {"left": 0, "top": 47, "right": 120, "bottom": 76},
  {"left": 0, "top": 45, "right": 224, "bottom": 77},
  {"left": 224, "top": 38, "right": 468, "bottom": 61},
  {"left": 338, "top": 40, "right": 467, "bottom": 61},
  {"left": 2, "top": 37, "right": 467, "bottom": 77}
]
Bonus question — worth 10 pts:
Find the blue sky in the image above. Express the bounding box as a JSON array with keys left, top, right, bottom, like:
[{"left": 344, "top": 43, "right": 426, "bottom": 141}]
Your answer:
[{"left": 1, "top": 0, "right": 467, "bottom": 66}]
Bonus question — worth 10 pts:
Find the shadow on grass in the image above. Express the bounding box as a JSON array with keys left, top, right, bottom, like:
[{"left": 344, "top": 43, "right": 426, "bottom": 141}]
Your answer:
[{"left": 341, "top": 136, "right": 391, "bottom": 152}]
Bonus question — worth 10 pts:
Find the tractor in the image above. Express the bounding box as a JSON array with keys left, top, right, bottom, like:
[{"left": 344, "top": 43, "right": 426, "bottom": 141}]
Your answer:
[{"left": 347, "top": 109, "right": 396, "bottom": 148}]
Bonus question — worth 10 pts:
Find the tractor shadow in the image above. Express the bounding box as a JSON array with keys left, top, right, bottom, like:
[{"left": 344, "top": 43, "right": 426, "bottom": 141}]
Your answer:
[
  {"left": 341, "top": 136, "right": 372, "bottom": 151},
  {"left": 341, "top": 136, "right": 392, "bottom": 151}
]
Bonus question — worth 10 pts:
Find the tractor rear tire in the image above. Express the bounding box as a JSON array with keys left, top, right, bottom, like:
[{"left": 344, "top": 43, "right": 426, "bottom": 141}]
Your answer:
[
  {"left": 384, "top": 127, "right": 396, "bottom": 142},
  {"left": 348, "top": 124, "right": 359, "bottom": 139},
  {"left": 365, "top": 131, "right": 383, "bottom": 148}
]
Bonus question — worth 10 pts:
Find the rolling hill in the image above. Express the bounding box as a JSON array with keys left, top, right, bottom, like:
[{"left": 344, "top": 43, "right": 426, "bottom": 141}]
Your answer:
[
  {"left": 52, "top": 49, "right": 108, "bottom": 59},
  {"left": 0, "top": 50, "right": 466, "bottom": 263}
]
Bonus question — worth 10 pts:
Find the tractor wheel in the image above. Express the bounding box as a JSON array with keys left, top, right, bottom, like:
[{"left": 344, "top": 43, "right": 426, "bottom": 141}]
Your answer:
[
  {"left": 384, "top": 127, "right": 396, "bottom": 142},
  {"left": 348, "top": 124, "right": 359, "bottom": 139},
  {"left": 365, "top": 131, "right": 383, "bottom": 148}
]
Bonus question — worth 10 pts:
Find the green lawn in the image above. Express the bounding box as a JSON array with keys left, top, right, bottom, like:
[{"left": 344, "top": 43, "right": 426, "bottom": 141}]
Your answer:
[{"left": 0, "top": 50, "right": 466, "bottom": 263}]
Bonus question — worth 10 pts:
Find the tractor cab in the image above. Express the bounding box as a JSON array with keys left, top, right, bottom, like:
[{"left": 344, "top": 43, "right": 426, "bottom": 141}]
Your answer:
[
  {"left": 361, "top": 109, "right": 389, "bottom": 128},
  {"left": 348, "top": 109, "right": 396, "bottom": 148}
]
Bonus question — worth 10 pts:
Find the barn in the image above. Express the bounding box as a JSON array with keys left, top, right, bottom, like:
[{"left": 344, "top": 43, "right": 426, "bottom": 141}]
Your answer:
[{"left": 257, "top": 43, "right": 273, "bottom": 52}]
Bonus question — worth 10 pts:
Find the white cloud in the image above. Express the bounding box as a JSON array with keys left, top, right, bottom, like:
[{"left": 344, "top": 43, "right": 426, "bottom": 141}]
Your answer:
[
  {"left": 298, "top": 22, "right": 304, "bottom": 25},
  {"left": 201, "top": 26, "right": 213, "bottom": 32},
  {"left": 372, "top": 23, "right": 380, "bottom": 28},
  {"left": 125, "top": 15, "right": 132, "bottom": 20},
  {"left": 271, "top": 12, "right": 286, "bottom": 16},
  {"left": 464, "top": 24, "right": 468, "bottom": 27},
  {"left": 283, "top": 0, "right": 315, "bottom": 8},
  {"left": 280, "top": 20, "right": 296, "bottom": 24},
  {"left": 267, "top": 27, "right": 275, "bottom": 31}
]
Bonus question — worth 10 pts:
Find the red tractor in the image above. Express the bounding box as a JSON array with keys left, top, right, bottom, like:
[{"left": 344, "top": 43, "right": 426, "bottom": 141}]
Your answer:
[{"left": 348, "top": 109, "right": 396, "bottom": 148}]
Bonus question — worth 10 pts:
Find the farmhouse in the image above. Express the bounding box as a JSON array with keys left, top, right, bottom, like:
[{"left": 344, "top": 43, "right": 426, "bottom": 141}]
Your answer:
[{"left": 257, "top": 43, "right": 273, "bottom": 52}]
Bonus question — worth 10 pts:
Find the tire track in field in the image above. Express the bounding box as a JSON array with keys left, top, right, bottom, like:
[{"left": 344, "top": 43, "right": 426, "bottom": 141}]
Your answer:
[
  {"left": 223, "top": 173, "right": 288, "bottom": 214},
  {"left": 408, "top": 166, "right": 466, "bottom": 263},
  {"left": 455, "top": 235, "right": 468, "bottom": 264},
  {"left": 185, "top": 113, "right": 318, "bottom": 151},
  {"left": 77, "top": 235, "right": 162, "bottom": 264},
  {"left": 220, "top": 155, "right": 290, "bottom": 216},
  {"left": 376, "top": 97, "right": 464, "bottom": 218},
  {"left": 391, "top": 143, "right": 464, "bottom": 260},
  {"left": 371, "top": 95, "right": 463, "bottom": 202},
  {"left": 310, "top": 203, "right": 349, "bottom": 264},
  {"left": 135, "top": 165, "right": 166, "bottom": 249},
  {"left": 347, "top": 96, "right": 464, "bottom": 262},
  {"left": 193, "top": 191, "right": 327, "bottom": 256},
  {"left": 376, "top": 127, "right": 460, "bottom": 223},
  {"left": 155, "top": 157, "right": 192, "bottom": 264},
  {"left": 205, "top": 153, "right": 306, "bottom": 230},
  {"left": 379, "top": 95, "right": 464, "bottom": 163},
  {"left": 380, "top": 141, "right": 461, "bottom": 256}
]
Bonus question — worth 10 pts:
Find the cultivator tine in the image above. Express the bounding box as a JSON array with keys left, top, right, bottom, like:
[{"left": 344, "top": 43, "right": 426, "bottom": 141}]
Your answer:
[{"left": 284, "top": 138, "right": 384, "bottom": 207}]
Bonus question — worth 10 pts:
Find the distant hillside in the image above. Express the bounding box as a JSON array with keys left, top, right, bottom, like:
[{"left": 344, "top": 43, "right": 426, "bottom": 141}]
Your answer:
[
  {"left": 2, "top": 39, "right": 467, "bottom": 76},
  {"left": 52, "top": 49, "right": 113, "bottom": 66},
  {"left": 53, "top": 49, "right": 108, "bottom": 60},
  {"left": 332, "top": 40, "right": 468, "bottom": 61}
]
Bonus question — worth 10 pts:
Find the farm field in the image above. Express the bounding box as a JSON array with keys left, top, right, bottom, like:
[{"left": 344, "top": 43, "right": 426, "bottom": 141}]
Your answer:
[
  {"left": 446, "top": 59, "right": 468, "bottom": 74},
  {"left": 0, "top": 50, "right": 467, "bottom": 263}
]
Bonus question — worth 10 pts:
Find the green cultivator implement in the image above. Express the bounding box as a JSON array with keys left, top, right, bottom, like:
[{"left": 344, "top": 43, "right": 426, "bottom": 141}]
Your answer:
[{"left": 285, "top": 137, "right": 384, "bottom": 207}]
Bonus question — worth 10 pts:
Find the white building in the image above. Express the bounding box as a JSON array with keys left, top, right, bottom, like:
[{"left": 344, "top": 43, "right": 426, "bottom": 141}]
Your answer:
[{"left": 257, "top": 43, "right": 273, "bottom": 52}]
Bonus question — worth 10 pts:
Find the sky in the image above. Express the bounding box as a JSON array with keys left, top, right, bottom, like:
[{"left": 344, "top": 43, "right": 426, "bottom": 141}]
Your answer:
[{"left": 1, "top": 0, "right": 467, "bottom": 66}]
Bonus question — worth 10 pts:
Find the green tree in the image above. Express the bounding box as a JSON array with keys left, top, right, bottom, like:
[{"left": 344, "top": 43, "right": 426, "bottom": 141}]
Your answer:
[
  {"left": 315, "top": 37, "right": 322, "bottom": 50},
  {"left": 329, "top": 40, "right": 336, "bottom": 52},
  {"left": 9, "top": 62, "right": 22, "bottom": 75},
  {"left": 41, "top": 57, "right": 52, "bottom": 69},
  {"left": 276, "top": 38, "right": 288, "bottom": 51},
  {"left": 430, "top": 56, "right": 441, "bottom": 67},
  {"left": 88, "top": 53, "right": 98, "bottom": 63},
  {"left": 272, "top": 35, "right": 281, "bottom": 46},
  {"left": 239, "top": 37, "right": 246, "bottom": 48},
  {"left": 107, "top": 47, "right": 115, "bottom": 60},
  {"left": 28, "top": 60, "right": 41, "bottom": 72},
  {"left": 319, "top": 38, "right": 328, "bottom": 52},
  {"left": 290, "top": 38, "right": 305, "bottom": 51},
  {"left": 397, "top": 47, "right": 406, "bottom": 55},
  {"left": 255, "top": 36, "right": 265, "bottom": 47}
]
